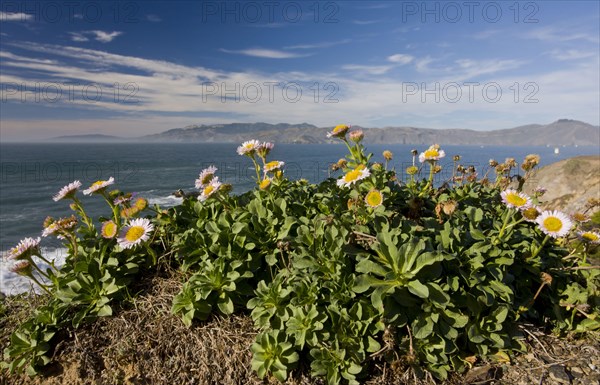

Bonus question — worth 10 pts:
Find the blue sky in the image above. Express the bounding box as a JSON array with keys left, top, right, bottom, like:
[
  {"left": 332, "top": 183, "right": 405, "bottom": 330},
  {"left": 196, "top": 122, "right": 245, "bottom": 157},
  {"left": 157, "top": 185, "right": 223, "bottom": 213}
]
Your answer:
[{"left": 0, "top": 0, "right": 598, "bottom": 140}]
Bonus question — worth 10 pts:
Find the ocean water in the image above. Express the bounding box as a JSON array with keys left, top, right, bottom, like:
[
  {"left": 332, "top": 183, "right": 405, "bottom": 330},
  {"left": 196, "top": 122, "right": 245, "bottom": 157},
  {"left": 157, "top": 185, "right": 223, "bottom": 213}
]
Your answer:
[{"left": 1, "top": 142, "right": 597, "bottom": 294}]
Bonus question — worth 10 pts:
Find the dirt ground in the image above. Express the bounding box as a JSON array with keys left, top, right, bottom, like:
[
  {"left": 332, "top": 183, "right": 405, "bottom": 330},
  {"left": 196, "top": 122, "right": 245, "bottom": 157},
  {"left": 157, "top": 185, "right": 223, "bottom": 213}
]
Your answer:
[{"left": 1, "top": 271, "right": 599, "bottom": 385}]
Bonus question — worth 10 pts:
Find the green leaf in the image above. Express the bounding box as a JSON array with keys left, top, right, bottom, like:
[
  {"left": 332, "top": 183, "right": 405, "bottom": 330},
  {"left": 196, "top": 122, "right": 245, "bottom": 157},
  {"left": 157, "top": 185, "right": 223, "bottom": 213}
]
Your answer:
[{"left": 408, "top": 280, "right": 429, "bottom": 298}]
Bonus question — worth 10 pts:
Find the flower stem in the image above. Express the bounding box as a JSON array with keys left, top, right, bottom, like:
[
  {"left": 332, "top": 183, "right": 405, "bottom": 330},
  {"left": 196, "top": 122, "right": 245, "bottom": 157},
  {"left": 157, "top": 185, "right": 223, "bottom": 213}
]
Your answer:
[
  {"left": 497, "top": 209, "right": 514, "bottom": 240},
  {"left": 529, "top": 235, "right": 550, "bottom": 260},
  {"left": 250, "top": 156, "right": 262, "bottom": 183}
]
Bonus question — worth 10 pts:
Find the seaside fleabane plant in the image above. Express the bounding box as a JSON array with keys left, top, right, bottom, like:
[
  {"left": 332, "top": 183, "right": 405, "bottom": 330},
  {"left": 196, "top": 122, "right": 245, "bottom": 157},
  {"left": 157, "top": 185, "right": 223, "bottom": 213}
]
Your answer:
[
  {"left": 101, "top": 220, "right": 118, "bottom": 239},
  {"left": 5, "top": 237, "right": 56, "bottom": 294},
  {"left": 336, "top": 165, "right": 370, "bottom": 188},
  {"left": 418, "top": 144, "right": 445, "bottom": 192},
  {"left": 501, "top": 189, "right": 532, "bottom": 210},
  {"left": 195, "top": 165, "right": 218, "bottom": 188},
  {"left": 83, "top": 177, "right": 115, "bottom": 195},
  {"left": 579, "top": 230, "right": 600, "bottom": 244},
  {"left": 326, "top": 124, "right": 350, "bottom": 138},
  {"left": 198, "top": 178, "right": 223, "bottom": 202},
  {"left": 117, "top": 218, "right": 155, "bottom": 249},
  {"left": 365, "top": 189, "right": 384, "bottom": 209},
  {"left": 536, "top": 210, "right": 573, "bottom": 239},
  {"left": 53, "top": 180, "right": 82, "bottom": 202}
]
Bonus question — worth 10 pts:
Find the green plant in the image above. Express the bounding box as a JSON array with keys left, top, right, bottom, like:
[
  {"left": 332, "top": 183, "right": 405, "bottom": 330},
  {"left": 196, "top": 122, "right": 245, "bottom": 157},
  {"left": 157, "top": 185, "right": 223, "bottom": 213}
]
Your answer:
[{"left": 4, "top": 126, "right": 599, "bottom": 384}]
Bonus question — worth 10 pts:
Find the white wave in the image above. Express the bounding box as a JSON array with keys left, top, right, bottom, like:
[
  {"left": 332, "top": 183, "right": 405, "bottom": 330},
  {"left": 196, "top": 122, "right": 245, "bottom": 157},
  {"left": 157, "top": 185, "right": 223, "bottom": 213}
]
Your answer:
[
  {"left": 1, "top": 247, "right": 67, "bottom": 296},
  {"left": 147, "top": 195, "right": 183, "bottom": 206}
]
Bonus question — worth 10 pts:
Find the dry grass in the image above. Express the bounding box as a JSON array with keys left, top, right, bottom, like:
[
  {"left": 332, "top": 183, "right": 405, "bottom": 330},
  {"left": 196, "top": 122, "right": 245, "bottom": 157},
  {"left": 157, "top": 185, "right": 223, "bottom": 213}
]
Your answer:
[{"left": 1, "top": 268, "right": 599, "bottom": 385}]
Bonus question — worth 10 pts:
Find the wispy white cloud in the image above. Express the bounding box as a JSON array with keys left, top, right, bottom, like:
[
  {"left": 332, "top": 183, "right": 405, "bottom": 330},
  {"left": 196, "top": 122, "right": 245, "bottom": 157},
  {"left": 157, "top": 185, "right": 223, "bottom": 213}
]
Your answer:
[
  {"left": 0, "top": 12, "right": 32, "bottom": 22},
  {"left": 471, "top": 29, "right": 503, "bottom": 40},
  {"left": 415, "top": 56, "right": 435, "bottom": 72},
  {"left": 0, "top": 51, "right": 58, "bottom": 64},
  {"left": 69, "top": 31, "right": 123, "bottom": 43},
  {"left": 146, "top": 14, "right": 162, "bottom": 22},
  {"left": 90, "top": 31, "right": 122, "bottom": 43},
  {"left": 526, "top": 26, "right": 599, "bottom": 44},
  {"left": 387, "top": 54, "right": 414, "bottom": 65},
  {"left": 220, "top": 48, "right": 311, "bottom": 59},
  {"left": 547, "top": 49, "right": 598, "bottom": 61},
  {"left": 353, "top": 19, "right": 381, "bottom": 25},
  {"left": 341, "top": 64, "right": 393, "bottom": 75},
  {"left": 1, "top": 41, "right": 598, "bottom": 140},
  {"left": 69, "top": 32, "right": 89, "bottom": 42},
  {"left": 284, "top": 39, "right": 351, "bottom": 50},
  {"left": 355, "top": 3, "right": 391, "bottom": 10}
]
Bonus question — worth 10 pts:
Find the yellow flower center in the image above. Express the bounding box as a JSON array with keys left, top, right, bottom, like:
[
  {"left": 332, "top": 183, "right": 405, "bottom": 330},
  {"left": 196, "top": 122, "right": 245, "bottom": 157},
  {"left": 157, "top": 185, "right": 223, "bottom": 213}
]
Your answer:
[
  {"left": 582, "top": 232, "right": 599, "bottom": 242},
  {"left": 543, "top": 217, "right": 563, "bottom": 232},
  {"left": 125, "top": 226, "right": 145, "bottom": 242},
  {"left": 424, "top": 149, "right": 439, "bottom": 158},
  {"left": 506, "top": 193, "right": 527, "bottom": 207},
  {"left": 134, "top": 198, "right": 147, "bottom": 210},
  {"left": 333, "top": 124, "right": 349, "bottom": 134},
  {"left": 522, "top": 207, "right": 539, "bottom": 220},
  {"left": 92, "top": 181, "right": 104, "bottom": 188},
  {"left": 259, "top": 178, "right": 271, "bottom": 190},
  {"left": 344, "top": 169, "right": 362, "bottom": 183},
  {"left": 102, "top": 222, "right": 117, "bottom": 238},
  {"left": 201, "top": 174, "right": 213, "bottom": 184},
  {"left": 203, "top": 185, "right": 215, "bottom": 196},
  {"left": 265, "top": 161, "right": 280, "bottom": 170},
  {"left": 366, "top": 191, "right": 383, "bottom": 207}
]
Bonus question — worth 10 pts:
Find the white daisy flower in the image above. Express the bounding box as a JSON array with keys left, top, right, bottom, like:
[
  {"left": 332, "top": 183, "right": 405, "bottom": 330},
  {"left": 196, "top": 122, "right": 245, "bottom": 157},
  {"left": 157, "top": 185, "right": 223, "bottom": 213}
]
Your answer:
[
  {"left": 42, "top": 222, "right": 60, "bottom": 237},
  {"left": 237, "top": 140, "right": 261, "bottom": 156},
  {"left": 336, "top": 166, "right": 370, "bottom": 188},
  {"left": 83, "top": 177, "right": 115, "bottom": 195},
  {"left": 264, "top": 161, "right": 285, "bottom": 173},
  {"left": 53, "top": 180, "right": 82, "bottom": 201},
  {"left": 117, "top": 218, "right": 154, "bottom": 249},
  {"left": 198, "top": 178, "right": 222, "bottom": 202},
  {"left": 418, "top": 145, "right": 446, "bottom": 163},
  {"left": 578, "top": 231, "right": 600, "bottom": 244},
  {"left": 195, "top": 165, "right": 218, "bottom": 188},
  {"left": 7, "top": 237, "right": 41, "bottom": 260},
  {"left": 326, "top": 124, "right": 350, "bottom": 138},
  {"left": 536, "top": 210, "right": 573, "bottom": 238},
  {"left": 501, "top": 189, "right": 532, "bottom": 210}
]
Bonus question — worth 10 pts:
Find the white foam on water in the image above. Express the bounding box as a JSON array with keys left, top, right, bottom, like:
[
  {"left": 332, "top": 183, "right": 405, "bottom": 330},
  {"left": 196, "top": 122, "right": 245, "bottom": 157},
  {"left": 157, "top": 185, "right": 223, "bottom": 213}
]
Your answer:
[
  {"left": 147, "top": 195, "right": 183, "bottom": 206},
  {"left": 1, "top": 248, "right": 67, "bottom": 296}
]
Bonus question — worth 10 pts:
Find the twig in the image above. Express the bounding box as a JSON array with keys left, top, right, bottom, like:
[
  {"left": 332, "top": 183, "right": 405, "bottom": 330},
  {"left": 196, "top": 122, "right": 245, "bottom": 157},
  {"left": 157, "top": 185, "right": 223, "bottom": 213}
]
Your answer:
[
  {"left": 520, "top": 326, "right": 551, "bottom": 356},
  {"left": 554, "top": 265, "right": 600, "bottom": 271},
  {"left": 353, "top": 231, "right": 377, "bottom": 240},
  {"left": 528, "top": 358, "right": 574, "bottom": 371}
]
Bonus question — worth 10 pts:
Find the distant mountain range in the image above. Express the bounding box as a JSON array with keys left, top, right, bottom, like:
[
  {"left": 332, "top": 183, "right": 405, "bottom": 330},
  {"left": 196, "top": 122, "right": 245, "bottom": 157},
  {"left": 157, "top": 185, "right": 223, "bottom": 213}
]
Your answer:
[{"left": 50, "top": 119, "right": 600, "bottom": 146}]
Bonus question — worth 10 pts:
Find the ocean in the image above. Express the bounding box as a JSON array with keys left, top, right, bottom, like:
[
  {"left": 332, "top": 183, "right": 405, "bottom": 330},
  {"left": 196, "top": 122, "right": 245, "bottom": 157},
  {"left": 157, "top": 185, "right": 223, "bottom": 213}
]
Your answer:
[{"left": 1, "top": 142, "right": 597, "bottom": 294}]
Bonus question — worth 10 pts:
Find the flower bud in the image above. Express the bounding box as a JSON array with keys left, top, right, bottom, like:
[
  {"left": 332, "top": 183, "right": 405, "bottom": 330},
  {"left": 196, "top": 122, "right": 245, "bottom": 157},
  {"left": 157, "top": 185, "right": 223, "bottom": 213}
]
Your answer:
[
  {"left": 349, "top": 130, "right": 364, "bottom": 143},
  {"left": 406, "top": 166, "right": 419, "bottom": 175}
]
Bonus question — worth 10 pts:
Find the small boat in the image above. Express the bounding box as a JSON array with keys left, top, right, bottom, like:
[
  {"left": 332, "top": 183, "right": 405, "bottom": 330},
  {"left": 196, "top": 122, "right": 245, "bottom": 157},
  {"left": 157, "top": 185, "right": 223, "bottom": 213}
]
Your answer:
[{"left": 554, "top": 147, "right": 560, "bottom": 154}]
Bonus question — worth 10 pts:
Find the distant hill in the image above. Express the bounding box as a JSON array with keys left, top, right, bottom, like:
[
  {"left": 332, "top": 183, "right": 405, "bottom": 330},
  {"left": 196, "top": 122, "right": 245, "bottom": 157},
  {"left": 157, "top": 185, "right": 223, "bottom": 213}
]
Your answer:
[
  {"left": 54, "top": 120, "right": 600, "bottom": 146},
  {"left": 142, "top": 122, "right": 324, "bottom": 144},
  {"left": 49, "top": 134, "right": 125, "bottom": 142},
  {"left": 141, "top": 119, "right": 599, "bottom": 146}
]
